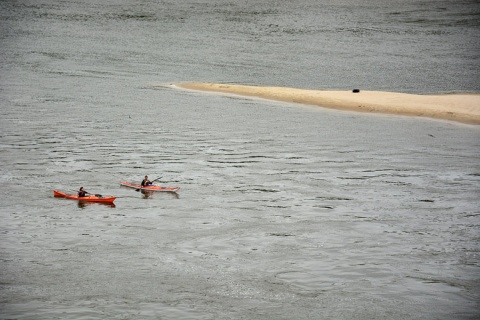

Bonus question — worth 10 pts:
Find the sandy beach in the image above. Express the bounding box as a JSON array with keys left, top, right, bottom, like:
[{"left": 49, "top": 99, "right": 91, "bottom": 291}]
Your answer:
[{"left": 175, "top": 83, "right": 480, "bottom": 125}]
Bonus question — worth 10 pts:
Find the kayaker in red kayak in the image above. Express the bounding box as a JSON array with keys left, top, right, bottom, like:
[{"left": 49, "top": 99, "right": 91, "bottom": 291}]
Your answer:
[
  {"left": 141, "top": 176, "right": 153, "bottom": 187},
  {"left": 78, "top": 187, "right": 88, "bottom": 197}
]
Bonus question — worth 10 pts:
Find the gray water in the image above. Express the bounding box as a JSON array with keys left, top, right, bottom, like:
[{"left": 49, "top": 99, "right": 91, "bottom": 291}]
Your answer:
[{"left": 1, "top": 1, "right": 479, "bottom": 319}]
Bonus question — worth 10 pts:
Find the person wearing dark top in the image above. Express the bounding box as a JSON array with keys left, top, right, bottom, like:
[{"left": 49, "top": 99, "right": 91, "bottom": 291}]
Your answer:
[
  {"left": 78, "top": 187, "right": 87, "bottom": 197},
  {"left": 141, "top": 176, "right": 152, "bottom": 187}
]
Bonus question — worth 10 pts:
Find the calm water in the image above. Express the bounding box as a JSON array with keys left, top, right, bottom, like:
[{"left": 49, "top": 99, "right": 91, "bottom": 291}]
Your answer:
[{"left": 1, "top": 0, "right": 479, "bottom": 319}]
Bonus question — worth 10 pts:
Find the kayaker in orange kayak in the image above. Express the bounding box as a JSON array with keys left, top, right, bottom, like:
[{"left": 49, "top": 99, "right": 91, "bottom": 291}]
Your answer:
[
  {"left": 141, "top": 176, "right": 153, "bottom": 187},
  {"left": 54, "top": 190, "right": 115, "bottom": 203},
  {"left": 78, "top": 187, "right": 88, "bottom": 197}
]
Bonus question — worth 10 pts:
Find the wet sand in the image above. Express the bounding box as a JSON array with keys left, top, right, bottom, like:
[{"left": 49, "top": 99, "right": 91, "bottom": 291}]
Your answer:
[{"left": 175, "top": 83, "right": 480, "bottom": 125}]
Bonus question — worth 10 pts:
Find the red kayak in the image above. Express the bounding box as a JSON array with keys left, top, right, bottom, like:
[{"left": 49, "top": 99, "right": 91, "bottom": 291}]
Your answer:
[
  {"left": 120, "top": 181, "right": 180, "bottom": 192},
  {"left": 53, "top": 190, "right": 116, "bottom": 203}
]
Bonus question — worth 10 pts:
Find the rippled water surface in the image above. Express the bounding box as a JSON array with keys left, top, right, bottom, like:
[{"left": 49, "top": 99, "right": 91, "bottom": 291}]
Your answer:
[{"left": 1, "top": 0, "right": 479, "bottom": 319}]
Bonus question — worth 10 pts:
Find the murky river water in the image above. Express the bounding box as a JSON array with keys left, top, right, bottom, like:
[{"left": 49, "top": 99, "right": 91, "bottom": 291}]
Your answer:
[{"left": 1, "top": 0, "right": 479, "bottom": 319}]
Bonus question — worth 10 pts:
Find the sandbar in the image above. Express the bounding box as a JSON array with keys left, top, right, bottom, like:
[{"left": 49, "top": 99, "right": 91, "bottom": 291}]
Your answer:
[{"left": 175, "top": 82, "right": 480, "bottom": 125}]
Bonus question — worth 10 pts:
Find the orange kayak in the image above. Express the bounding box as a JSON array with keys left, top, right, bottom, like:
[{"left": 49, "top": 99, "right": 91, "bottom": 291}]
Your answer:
[
  {"left": 53, "top": 190, "right": 116, "bottom": 203},
  {"left": 120, "top": 181, "right": 180, "bottom": 192}
]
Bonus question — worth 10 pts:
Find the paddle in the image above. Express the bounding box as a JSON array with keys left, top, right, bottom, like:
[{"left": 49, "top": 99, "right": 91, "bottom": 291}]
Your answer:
[
  {"left": 84, "top": 191, "right": 103, "bottom": 198},
  {"left": 135, "top": 177, "right": 162, "bottom": 191},
  {"left": 71, "top": 189, "right": 103, "bottom": 198}
]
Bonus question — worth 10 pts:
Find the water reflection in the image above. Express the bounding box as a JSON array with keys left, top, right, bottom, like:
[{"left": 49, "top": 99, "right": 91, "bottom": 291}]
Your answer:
[
  {"left": 77, "top": 201, "right": 116, "bottom": 209},
  {"left": 140, "top": 190, "right": 180, "bottom": 199},
  {"left": 141, "top": 190, "right": 154, "bottom": 199}
]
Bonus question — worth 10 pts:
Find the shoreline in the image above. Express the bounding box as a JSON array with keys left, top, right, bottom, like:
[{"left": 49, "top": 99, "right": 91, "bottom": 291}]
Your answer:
[{"left": 174, "top": 82, "right": 480, "bottom": 125}]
